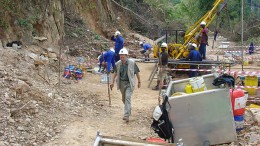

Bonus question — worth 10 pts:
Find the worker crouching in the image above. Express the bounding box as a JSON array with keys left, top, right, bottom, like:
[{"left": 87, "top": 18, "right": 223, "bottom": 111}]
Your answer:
[
  {"left": 183, "top": 43, "right": 202, "bottom": 77},
  {"left": 139, "top": 41, "right": 153, "bottom": 61}
]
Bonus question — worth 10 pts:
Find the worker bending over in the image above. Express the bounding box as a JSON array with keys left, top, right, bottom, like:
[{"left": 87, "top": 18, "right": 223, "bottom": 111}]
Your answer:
[
  {"left": 98, "top": 48, "right": 116, "bottom": 73},
  {"left": 139, "top": 41, "right": 153, "bottom": 61},
  {"left": 153, "top": 43, "right": 168, "bottom": 90},
  {"left": 184, "top": 43, "right": 202, "bottom": 77}
]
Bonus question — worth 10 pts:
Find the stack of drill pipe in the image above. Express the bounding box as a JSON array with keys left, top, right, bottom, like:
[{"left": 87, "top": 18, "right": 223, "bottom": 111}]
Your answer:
[{"left": 132, "top": 58, "right": 233, "bottom": 65}]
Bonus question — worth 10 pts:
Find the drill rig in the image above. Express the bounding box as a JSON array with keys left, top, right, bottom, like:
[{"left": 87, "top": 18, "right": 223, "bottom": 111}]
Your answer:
[{"left": 153, "top": 0, "right": 227, "bottom": 59}]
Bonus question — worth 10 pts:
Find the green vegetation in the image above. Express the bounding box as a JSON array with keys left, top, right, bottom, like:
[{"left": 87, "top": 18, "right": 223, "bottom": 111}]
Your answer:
[
  {"left": 18, "top": 19, "right": 32, "bottom": 29},
  {"left": 78, "top": 0, "right": 96, "bottom": 11},
  {"left": 0, "top": 0, "right": 17, "bottom": 29}
]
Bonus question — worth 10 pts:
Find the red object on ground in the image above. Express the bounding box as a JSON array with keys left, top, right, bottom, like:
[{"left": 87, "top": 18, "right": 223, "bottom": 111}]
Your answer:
[
  {"left": 146, "top": 137, "right": 166, "bottom": 143},
  {"left": 230, "top": 89, "right": 245, "bottom": 116}
]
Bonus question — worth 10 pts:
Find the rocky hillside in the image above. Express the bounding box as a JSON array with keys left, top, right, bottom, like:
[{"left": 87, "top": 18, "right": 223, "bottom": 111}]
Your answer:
[
  {"left": 0, "top": 1, "right": 155, "bottom": 145},
  {"left": 0, "top": 0, "right": 160, "bottom": 50}
]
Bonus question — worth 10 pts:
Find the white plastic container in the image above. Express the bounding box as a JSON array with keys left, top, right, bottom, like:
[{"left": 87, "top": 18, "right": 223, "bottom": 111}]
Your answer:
[
  {"left": 100, "top": 74, "right": 111, "bottom": 84},
  {"left": 189, "top": 77, "right": 207, "bottom": 93}
]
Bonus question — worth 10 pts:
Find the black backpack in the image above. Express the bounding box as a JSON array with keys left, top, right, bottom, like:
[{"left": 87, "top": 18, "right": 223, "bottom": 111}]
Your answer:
[
  {"left": 212, "top": 74, "right": 235, "bottom": 87},
  {"left": 151, "top": 96, "right": 174, "bottom": 142}
]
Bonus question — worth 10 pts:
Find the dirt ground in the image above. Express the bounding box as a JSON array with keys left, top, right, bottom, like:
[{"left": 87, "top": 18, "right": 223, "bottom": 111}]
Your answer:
[
  {"left": 44, "top": 63, "right": 161, "bottom": 146},
  {"left": 41, "top": 36, "right": 260, "bottom": 145},
  {"left": 43, "top": 37, "right": 260, "bottom": 146},
  {"left": 1, "top": 35, "right": 259, "bottom": 146}
]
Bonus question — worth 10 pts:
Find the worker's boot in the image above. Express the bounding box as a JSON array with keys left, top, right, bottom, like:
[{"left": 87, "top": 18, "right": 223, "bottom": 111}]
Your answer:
[
  {"left": 152, "top": 80, "right": 160, "bottom": 90},
  {"left": 162, "top": 79, "right": 167, "bottom": 89},
  {"left": 147, "top": 55, "right": 150, "bottom": 61}
]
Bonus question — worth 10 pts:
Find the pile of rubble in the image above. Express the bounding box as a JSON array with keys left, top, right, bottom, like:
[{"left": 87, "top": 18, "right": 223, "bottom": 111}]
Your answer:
[{"left": 0, "top": 43, "right": 102, "bottom": 145}]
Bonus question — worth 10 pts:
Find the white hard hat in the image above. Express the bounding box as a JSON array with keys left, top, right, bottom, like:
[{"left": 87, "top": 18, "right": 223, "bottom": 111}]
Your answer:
[
  {"left": 114, "top": 31, "right": 121, "bottom": 36},
  {"left": 119, "top": 48, "right": 128, "bottom": 55},
  {"left": 139, "top": 41, "right": 143, "bottom": 45},
  {"left": 161, "top": 42, "right": 167, "bottom": 48},
  {"left": 110, "top": 48, "right": 115, "bottom": 52},
  {"left": 200, "top": 21, "right": 206, "bottom": 25},
  {"left": 191, "top": 43, "right": 197, "bottom": 48},
  {"left": 153, "top": 105, "right": 162, "bottom": 121}
]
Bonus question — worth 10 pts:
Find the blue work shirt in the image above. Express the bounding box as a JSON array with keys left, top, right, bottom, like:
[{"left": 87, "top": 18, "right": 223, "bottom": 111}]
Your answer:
[
  {"left": 185, "top": 49, "right": 202, "bottom": 61},
  {"left": 111, "top": 35, "right": 124, "bottom": 54},
  {"left": 103, "top": 50, "right": 116, "bottom": 73},
  {"left": 143, "top": 43, "right": 152, "bottom": 51},
  {"left": 249, "top": 42, "right": 254, "bottom": 55}
]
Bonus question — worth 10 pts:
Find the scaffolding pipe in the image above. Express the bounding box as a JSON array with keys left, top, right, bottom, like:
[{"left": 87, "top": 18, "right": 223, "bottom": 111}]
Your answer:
[
  {"left": 241, "top": 0, "right": 244, "bottom": 71},
  {"left": 100, "top": 138, "right": 168, "bottom": 146},
  {"left": 93, "top": 132, "right": 172, "bottom": 146},
  {"left": 93, "top": 132, "right": 102, "bottom": 146}
]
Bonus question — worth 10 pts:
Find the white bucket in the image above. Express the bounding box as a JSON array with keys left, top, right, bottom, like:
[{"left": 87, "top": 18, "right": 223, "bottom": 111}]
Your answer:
[
  {"left": 189, "top": 77, "right": 207, "bottom": 93},
  {"left": 100, "top": 74, "right": 111, "bottom": 84}
]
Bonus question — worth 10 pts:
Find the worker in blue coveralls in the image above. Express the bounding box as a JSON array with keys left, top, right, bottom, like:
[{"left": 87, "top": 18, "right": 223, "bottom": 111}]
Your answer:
[
  {"left": 139, "top": 41, "right": 153, "bottom": 61},
  {"left": 98, "top": 48, "right": 116, "bottom": 73},
  {"left": 184, "top": 43, "right": 202, "bottom": 77},
  {"left": 249, "top": 42, "right": 254, "bottom": 55},
  {"left": 98, "top": 51, "right": 106, "bottom": 73},
  {"left": 104, "top": 48, "right": 116, "bottom": 73},
  {"left": 111, "top": 31, "right": 124, "bottom": 62}
]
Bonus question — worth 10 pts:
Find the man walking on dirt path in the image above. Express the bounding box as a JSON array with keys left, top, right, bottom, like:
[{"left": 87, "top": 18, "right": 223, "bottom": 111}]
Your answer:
[
  {"left": 152, "top": 43, "right": 168, "bottom": 90},
  {"left": 110, "top": 48, "right": 141, "bottom": 122},
  {"left": 199, "top": 21, "right": 208, "bottom": 60},
  {"left": 111, "top": 31, "right": 124, "bottom": 62}
]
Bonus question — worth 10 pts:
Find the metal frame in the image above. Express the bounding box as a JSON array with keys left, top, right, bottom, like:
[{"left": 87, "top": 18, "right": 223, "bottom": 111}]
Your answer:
[{"left": 93, "top": 132, "right": 176, "bottom": 146}]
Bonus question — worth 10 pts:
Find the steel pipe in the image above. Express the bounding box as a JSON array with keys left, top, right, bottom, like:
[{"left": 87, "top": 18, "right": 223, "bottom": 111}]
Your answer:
[{"left": 100, "top": 138, "right": 168, "bottom": 146}]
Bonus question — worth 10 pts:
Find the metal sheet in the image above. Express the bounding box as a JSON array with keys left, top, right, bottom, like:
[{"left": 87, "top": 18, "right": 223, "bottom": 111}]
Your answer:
[{"left": 167, "top": 89, "right": 237, "bottom": 146}]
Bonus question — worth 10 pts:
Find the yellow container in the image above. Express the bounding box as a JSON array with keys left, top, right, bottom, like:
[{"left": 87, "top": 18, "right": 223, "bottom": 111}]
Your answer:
[
  {"left": 185, "top": 84, "right": 193, "bottom": 94},
  {"left": 249, "top": 104, "right": 260, "bottom": 108},
  {"left": 78, "top": 64, "right": 86, "bottom": 77},
  {"left": 243, "top": 61, "right": 249, "bottom": 66},
  {"left": 172, "top": 92, "right": 187, "bottom": 96},
  {"left": 244, "top": 76, "right": 258, "bottom": 95}
]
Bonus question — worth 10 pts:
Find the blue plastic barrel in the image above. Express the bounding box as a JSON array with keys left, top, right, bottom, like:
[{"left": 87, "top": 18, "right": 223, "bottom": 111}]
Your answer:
[
  {"left": 69, "top": 65, "right": 75, "bottom": 72},
  {"left": 75, "top": 69, "right": 83, "bottom": 80},
  {"left": 63, "top": 67, "right": 71, "bottom": 79},
  {"left": 234, "top": 115, "right": 244, "bottom": 131}
]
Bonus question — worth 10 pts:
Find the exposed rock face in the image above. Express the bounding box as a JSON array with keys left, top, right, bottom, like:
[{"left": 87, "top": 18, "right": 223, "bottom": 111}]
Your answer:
[
  {"left": 0, "top": 0, "right": 119, "bottom": 50},
  {"left": 41, "top": 0, "right": 64, "bottom": 47},
  {"left": 1, "top": 0, "right": 64, "bottom": 48}
]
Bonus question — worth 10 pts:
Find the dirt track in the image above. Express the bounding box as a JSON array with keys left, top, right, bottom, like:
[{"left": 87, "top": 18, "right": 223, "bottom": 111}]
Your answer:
[{"left": 44, "top": 63, "right": 161, "bottom": 145}]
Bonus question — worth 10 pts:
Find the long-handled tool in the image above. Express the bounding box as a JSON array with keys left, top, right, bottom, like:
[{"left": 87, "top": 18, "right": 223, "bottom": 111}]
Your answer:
[{"left": 107, "top": 72, "right": 111, "bottom": 105}]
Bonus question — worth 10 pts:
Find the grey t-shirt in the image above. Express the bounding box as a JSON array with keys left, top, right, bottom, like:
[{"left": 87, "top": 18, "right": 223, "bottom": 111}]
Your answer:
[{"left": 115, "top": 60, "right": 140, "bottom": 81}]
